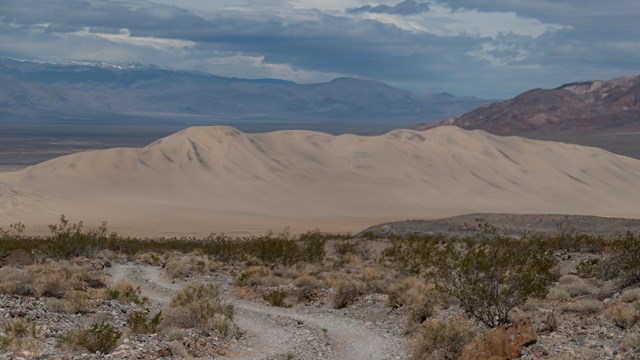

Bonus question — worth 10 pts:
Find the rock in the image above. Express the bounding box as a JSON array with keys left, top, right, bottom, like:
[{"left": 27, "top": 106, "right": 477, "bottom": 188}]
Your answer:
[
  {"left": 0, "top": 249, "right": 34, "bottom": 267},
  {"left": 538, "top": 311, "right": 558, "bottom": 333},
  {"left": 459, "top": 318, "right": 537, "bottom": 360}
]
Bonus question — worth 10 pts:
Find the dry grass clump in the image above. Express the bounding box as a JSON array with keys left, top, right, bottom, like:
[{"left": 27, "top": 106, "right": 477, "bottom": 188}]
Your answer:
[
  {"left": 556, "top": 275, "right": 600, "bottom": 298},
  {"left": 135, "top": 252, "right": 163, "bottom": 266},
  {"left": 164, "top": 252, "right": 220, "bottom": 279},
  {"left": 387, "top": 277, "right": 440, "bottom": 333},
  {"left": 263, "top": 290, "right": 291, "bottom": 307},
  {"left": 0, "top": 318, "right": 44, "bottom": 353},
  {"left": 410, "top": 319, "right": 476, "bottom": 360},
  {"left": 332, "top": 278, "right": 365, "bottom": 309},
  {"left": 0, "top": 261, "right": 106, "bottom": 299},
  {"left": 330, "top": 240, "right": 371, "bottom": 266},
  {"left": 560, "top": 299, "right": 604, "bottom": 314},
  {"left": 108, "top": 280, "right": 146, "bottom": 305},
  {"left": 605, "top": 303, "right": 640, "bottom": 329},
  {"left": 47, "top": 290, "right": 95, "bottom": 314},
  {"left": 621, "top": 288, "right": 640, "bottom": 303},
  {"left": 0, "top": 267, "right": 35, "bottom": 296},
  {"left": 163, "top": 283, "right": 239, "bottom": 338},
  {"left": 294, "top": 275, "right": 325, "bottom": 303},
  {"left": 235, "top": 266, "right": 276, "bottom": 287},
  {"left": 357, "top": 266, "right": 391, "bottom": 294}
]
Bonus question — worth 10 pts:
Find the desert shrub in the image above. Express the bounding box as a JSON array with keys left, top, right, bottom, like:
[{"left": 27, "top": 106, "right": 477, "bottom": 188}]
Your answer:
[
  {"left": 0, "top": 223, "right": 28, "bottom": 253},
  {"left": 235, "top": 266, "right": 273, "bottom": 287},
  {"left": 294, "top": 275, "right": 324, "bottom": 303},
  {"left": 551, "top": 275, "right": 599, "bottom": 298},
  {"left": 411, "top": 319, "right": 475, "bottom": 360},
  {"left": 264, "top": 290, "right": 289, "bottom": 307},
  {"left": 431, "top": 238, "right": 557, "bottom": 328},
  {"left": 605, "top": 303, "right": 640, "bottom": 329},
  {"left": 576, "top": 258, "right": 620, "bottom": 280},
  {"left": 613, "top": 232, "right": 640, "bottom": 287},
  {"left": 382, "top": 235, "right": 440, "bottom": 275},
  {"left": 0, "top": 318, "right": 43, "bottom": 352},
  {"left": 35, "top": 271, "right": 70, "bottom": 298},
  {"left": 164, "top": 252, "right": 219, "bottom": 279},
  {"left": 126, "top": 311, "right": 163, "bottom": 334},
  {"left": 135, "top": 252, "right": 163, "bottom": 266},
  {"left": 108, "top": 280, "right": 145, "bottom": 305},
  {"left": 386, "top": 277, "right": 439, "bottom": 332},
  {"left": 163, "top": 283, "right": 238, "bottom": 337},
  {"left": 47, "top": 215, "right": 110, "bottom": 259},
  {"left": 59, "top": 321, "right": 121, "bottom": 354},
  {"left": 332, "top": 279, "right": 364, "bottom": 309},
  {"left": 0, "top": 267, "right": 35, "bottom": 296},
  {"left": 546, "top": 287, "right": 571, "bottom": 301},
  {"left": 560, "top": 299, "right": 604, "bottom": 314},
  {"left": 622, "top": 288, "right": 640, "bottom": 303}
]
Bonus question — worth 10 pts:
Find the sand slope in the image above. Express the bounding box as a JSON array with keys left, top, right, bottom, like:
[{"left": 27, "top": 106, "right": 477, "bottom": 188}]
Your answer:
[{"left": 1, "top": 125, "right": 640, "bottom": 236}]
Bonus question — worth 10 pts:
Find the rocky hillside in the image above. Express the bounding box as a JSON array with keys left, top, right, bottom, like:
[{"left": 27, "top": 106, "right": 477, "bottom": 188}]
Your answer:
[
  {"left": 416, "top": 75, "right": 640, "bottom": 135},
  {"left": 0, "top": 58, "right": 489, "bottom": 129}
]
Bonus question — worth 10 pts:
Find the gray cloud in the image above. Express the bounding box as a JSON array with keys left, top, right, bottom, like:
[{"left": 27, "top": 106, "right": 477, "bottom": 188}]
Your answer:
[
  {"left": 348, "top": 0, "right": 431, "bottom": 15},
  {"left": 0, "top": 0, "right": 639, "bottom": 98}
]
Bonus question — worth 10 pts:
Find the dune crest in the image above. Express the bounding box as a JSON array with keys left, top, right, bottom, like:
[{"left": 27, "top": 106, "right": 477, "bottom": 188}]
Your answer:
[{"left": 2, "top": 125, "right": 640, "bottom": 236}]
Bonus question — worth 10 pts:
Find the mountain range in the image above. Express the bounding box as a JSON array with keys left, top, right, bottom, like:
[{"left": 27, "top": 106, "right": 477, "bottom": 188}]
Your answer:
[
  {"left": 0, "top": 58, "right": 490, "bottom": 133},
  {"left": 415, "top": 74, "right": 640, "bottom": 158}
]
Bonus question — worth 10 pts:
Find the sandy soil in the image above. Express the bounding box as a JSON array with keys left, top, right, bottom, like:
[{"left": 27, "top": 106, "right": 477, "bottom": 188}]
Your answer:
[
  {"left": 108, "top": 263, "right": 407, "bottom": 360},
  {"left": 2, "top": 126, "right": 640, "bottom": 237}
]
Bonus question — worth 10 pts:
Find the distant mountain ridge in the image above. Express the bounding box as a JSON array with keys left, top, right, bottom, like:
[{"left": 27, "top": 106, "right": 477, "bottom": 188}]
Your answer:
[
  {"left": 416, "top": 75, "right": 640, "bottom": 135},
  {"left": 0, "top": 58, "right": 491, "bottom": 132}
]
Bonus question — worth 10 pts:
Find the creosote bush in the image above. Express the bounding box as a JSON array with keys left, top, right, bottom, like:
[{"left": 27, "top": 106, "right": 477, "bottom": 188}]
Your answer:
[
  {"left": 126, "top": 311, "right": 163, "bottom": 334},
  {"left": 59, "top": 321, "right": 121, "bottom": 354},
  {"left": 384, "top": 224, "right": 558, "bottom": 328},
  {"left": 1, "top": 217, "right": 333, "bottom": 267},
  {"left": 432, "top": 239, "right": 556, "bottom": 328}
]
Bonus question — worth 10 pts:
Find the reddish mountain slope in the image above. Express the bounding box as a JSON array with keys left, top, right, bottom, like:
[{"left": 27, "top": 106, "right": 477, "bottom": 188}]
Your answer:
[{"left": 417, "top": 75, "right": 640, "bottom": 136}]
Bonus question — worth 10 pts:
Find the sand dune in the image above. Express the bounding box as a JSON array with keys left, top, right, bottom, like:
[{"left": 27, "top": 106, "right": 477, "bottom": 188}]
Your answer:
[{"left": 1, "top": 125, "right": 640, "bottom": 236}]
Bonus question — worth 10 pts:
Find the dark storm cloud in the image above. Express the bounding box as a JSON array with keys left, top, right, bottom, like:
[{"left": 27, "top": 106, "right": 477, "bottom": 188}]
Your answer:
[
  {"left": 348, "top": 0, "right": 431, "bottom": 15},
  {"left": 0, "top": 0, "right": 639, "bottom": 98}
]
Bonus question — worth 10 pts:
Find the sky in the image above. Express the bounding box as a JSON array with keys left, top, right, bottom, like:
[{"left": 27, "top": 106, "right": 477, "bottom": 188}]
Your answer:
[{"left": 0, "top": 0, "right": 639, "bottom": 98}]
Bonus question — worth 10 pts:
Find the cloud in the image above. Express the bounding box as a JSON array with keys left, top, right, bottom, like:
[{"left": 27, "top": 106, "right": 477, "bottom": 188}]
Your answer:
[
  {"left": 74, "top": 28, "right": 195, "bottom": 50},
  {"left": 0, "top": 0, "right": 639, "bottom": 98},
  {"left": 348, "top": 0, "right": 431, "bottom": 15}
]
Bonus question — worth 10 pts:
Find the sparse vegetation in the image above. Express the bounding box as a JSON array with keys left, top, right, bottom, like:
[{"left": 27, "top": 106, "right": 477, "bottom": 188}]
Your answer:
[
  {"left": 126, "top": 311, "right": 163, "bottom": 334},
  {"left": 4, "top": 216, "right": 640, "bottom": 358},
  {"left": 560, "top": 299, "right": 604, "bottom": 314},
  {"left": 605, "top": 303, "right": 640, "bottom": 329},
  {"left": 0, "top": 318, "right": 44, "bottom": 352},
  {"left": 332, "top": 279, "right": 364, "bottom": 309},
  {"left": 108, "top": 280, "right": 146, "bottom": 305},
  {"left": 264, "top": 290, "right": 290, "bottom": 307},
  {"left": 163, "top": 283, "right": 239, "bottom": 338},
  {"left": 410, "top": 319, "right": 475, "bottom": 360},
  {"left": 59, "top": 321, "right": 122, "bottom": 354}
]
